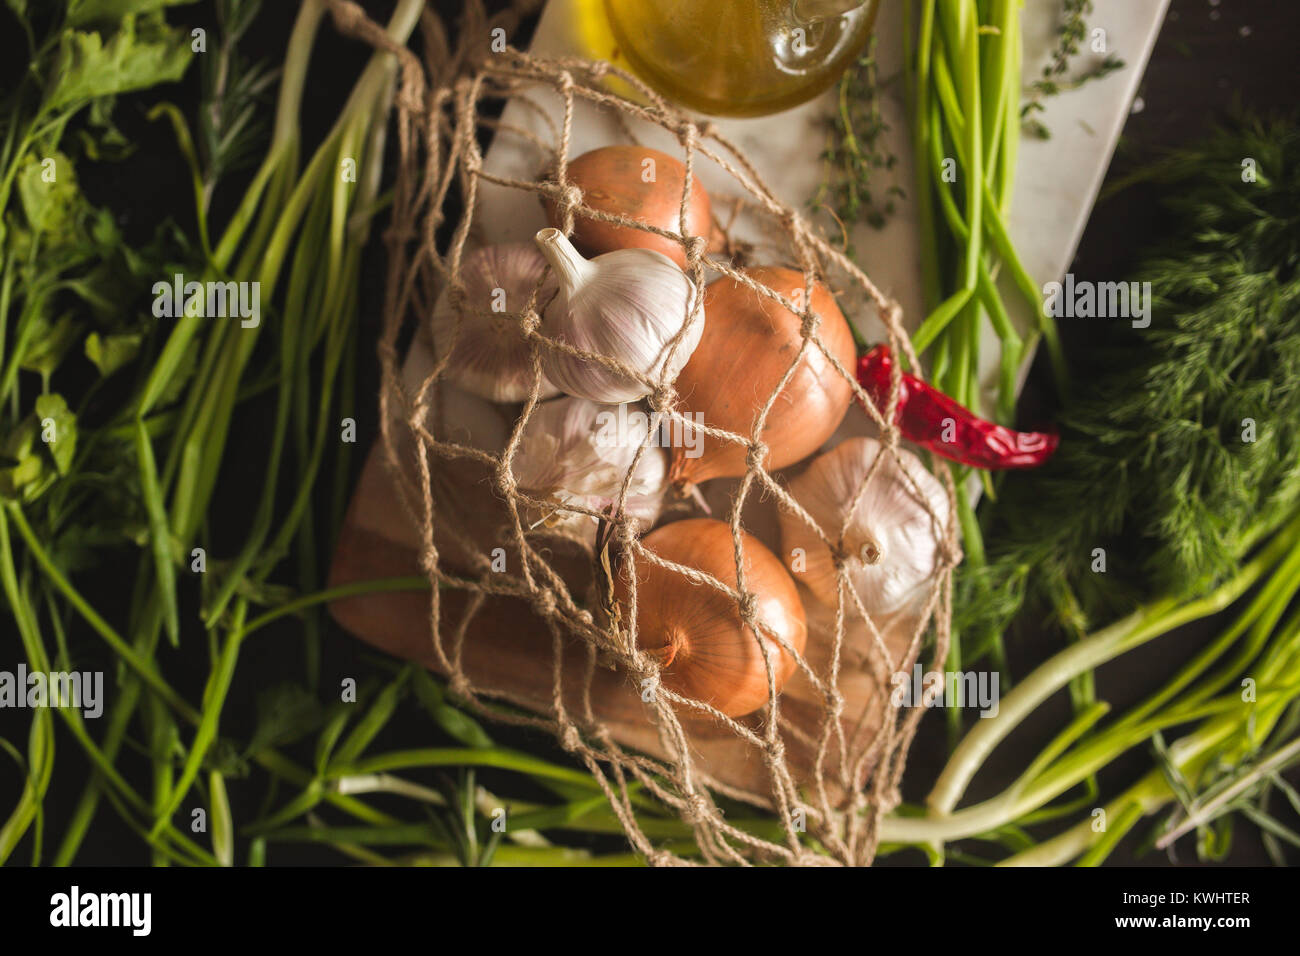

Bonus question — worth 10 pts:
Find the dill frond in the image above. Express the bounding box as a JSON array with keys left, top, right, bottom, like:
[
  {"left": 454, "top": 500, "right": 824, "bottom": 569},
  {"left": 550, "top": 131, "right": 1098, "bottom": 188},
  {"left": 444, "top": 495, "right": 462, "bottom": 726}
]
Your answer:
[{"left": 958, "top": 116, "right": 1300, "bottom": 647}]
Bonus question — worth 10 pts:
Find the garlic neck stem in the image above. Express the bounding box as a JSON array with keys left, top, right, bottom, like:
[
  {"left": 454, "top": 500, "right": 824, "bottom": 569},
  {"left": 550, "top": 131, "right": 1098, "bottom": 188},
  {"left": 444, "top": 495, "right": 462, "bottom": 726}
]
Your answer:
[{"left": 535, "top": 228, "right": 591, "bottom": 295}]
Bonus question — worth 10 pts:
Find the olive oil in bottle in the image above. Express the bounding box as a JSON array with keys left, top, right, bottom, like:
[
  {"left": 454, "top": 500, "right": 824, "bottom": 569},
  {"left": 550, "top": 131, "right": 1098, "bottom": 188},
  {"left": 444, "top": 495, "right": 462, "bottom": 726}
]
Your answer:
[{"left": 602, "top": 0, "right": 879, "bottom": 117}]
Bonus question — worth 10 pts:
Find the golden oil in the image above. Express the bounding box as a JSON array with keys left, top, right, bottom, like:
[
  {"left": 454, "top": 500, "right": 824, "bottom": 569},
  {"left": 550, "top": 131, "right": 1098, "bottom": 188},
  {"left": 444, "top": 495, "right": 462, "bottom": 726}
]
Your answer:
[{"left": 602, "top": 0, "right": 879, "bottom": 117}]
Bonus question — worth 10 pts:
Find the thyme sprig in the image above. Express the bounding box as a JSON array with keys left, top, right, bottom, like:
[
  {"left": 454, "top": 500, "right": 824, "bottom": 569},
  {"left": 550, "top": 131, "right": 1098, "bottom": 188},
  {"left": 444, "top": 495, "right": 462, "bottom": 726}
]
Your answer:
[
  {"left": 810, "top": 38, "right": 903, "bottom": 245},
  {"left": 1022, "top": 0, "right": 1125, "bottom": 139}
]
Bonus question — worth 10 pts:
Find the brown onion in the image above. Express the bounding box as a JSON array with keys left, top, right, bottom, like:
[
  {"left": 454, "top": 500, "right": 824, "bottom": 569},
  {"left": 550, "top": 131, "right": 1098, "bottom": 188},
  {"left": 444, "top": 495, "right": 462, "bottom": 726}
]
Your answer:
[
  {"left": 614, "top": 518, "right": 807, "bottom": 717},
  {"left": 544, "top": 146, "right": 712, "bottom": 270},
  {"left": 668, "top": 267, "right": 857, "bottom": 487}
]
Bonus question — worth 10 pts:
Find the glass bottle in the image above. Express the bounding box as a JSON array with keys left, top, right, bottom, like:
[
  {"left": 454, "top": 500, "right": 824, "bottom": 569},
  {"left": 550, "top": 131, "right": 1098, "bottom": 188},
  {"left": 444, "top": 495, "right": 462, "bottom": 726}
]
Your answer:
[{"left": 602, "top": 0, "right": 880, "bottom": 118}]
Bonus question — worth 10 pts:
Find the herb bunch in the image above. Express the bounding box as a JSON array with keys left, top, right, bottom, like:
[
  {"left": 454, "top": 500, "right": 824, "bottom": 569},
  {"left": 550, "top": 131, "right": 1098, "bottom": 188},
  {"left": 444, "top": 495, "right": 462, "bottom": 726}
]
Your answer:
[{"left": 958, "top": 116, "right": 1300, "bottom": 650}]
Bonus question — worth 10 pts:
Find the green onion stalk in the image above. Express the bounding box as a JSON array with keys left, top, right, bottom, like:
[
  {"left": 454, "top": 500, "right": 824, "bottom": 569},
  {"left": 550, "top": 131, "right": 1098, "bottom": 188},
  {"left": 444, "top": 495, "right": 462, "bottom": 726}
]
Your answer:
[
  {"left": 904, "top": 0, "right": 1072, "bottom": 736},
  {"left": 0, "top": 0, "right": 426, "bottom": 865},
  {"left": 875, "top": 510, "right": 1300, "bottom": 864}
]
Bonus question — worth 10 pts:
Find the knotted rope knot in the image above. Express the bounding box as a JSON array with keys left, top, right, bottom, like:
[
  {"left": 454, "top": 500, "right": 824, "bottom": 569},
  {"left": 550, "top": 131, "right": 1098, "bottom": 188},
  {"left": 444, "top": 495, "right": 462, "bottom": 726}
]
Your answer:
[
  {"left": 765, "top": 738, "right": 786, "bottom": 763},
  {"left": 938, "top": 540, "right": 963, "bottom": 569},
  {"left": 823, "top": 687, "right": 845, "bottom": 715},
  {"left": 648, "top": 383, "right": 677, "bottom": 413},
  {"left": 799, "top": 307, "right": 821, "bottom": 340},
  {"left": 685, "top": 234, "right": 708, "bottom": 262},
  {"left": 558, "top": 70, "right": 575, "bottom": 94},
  {"left": 877, "top": 786, "right": 903, "bottom": 816},
  {"left": 530, "top": 587, "right": 557, "bottom": 617},
  {"left": 418, "top": 546, "right": 439, "bottom": 575},
  {"left": 552, "top": 182, "right": 583, "bottom": 220},
  {"left": 493, "top": 471, "right": 515, "bottom": 498},
  {"left": 617, "top": 519, "right": 639, "bottom": 547},
  {"left": 588, "top": 60, "right": 611, "bottom": 79},
  {"left": 829, "top": 541, "right": 853, "bottom": 570},
  {"left": 449, "top": 673, "right": 472, "bottom": 699},
  {"left": 395, "top": 83, "right": 424, "bottom": 116},
  {"left": 559, "top": 723, "right": 582, "bottom": 752},
  {"left": 884, "top": 300, "right": 904, "bottom": 328},
  {"left": 519, "top": 307, "right": 541, "bottom": 335},
  {"left": 745, "top": 440, "right": 769, "bottom": 472},
  {"left": 646, "top": 849, "right": 677, "bottom": 868},
  {"left": 736, "top": 590, "right": 758, "bottom": 624},
  {"left": 680, "top": 792, "right": 712, "bottom": 824}
]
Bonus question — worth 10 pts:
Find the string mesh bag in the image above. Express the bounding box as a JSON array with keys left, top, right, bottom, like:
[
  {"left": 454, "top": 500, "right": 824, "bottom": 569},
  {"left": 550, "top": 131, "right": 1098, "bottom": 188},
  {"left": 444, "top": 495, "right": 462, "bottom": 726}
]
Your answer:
[{"left": 326, "top": 0, "right": 960, "bottom": 866}]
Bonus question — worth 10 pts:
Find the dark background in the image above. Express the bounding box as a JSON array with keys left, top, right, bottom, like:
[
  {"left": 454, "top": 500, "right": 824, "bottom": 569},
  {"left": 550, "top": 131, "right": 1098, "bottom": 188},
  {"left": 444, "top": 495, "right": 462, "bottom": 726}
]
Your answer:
[{"left": 2, "top": 0, "right": 1297, "bottom": 866}]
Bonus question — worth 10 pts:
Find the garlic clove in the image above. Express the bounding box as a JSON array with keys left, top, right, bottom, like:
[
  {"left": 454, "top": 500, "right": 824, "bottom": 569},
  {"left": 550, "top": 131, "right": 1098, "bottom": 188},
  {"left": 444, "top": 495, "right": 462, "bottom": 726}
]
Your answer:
[
  {"left": 533, "top": 228, "right": 704, "bottom": 405},
  {"left": 428, "top": 243, "right": 561, "bottom": 403},
  {"left": 512, "top": 395, "right": 668, "bottom": 550}
]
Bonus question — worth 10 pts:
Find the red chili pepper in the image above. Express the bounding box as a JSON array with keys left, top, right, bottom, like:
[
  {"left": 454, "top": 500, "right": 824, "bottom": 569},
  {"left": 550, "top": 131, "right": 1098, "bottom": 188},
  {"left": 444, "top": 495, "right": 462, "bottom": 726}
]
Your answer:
[{"left": 856, "top": 345, "right": 1058, "bottom": 470}]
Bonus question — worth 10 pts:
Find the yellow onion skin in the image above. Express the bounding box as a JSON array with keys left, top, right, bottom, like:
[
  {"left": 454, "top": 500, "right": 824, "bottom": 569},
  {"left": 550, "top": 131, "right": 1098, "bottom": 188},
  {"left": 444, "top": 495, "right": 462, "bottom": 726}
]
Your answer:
[
  {"left": 668, "top": 267, "right": 857, "bottom": 487},
  {"left": 544, "top": 146, "right": 712, "bottom": 270},
  {"left": 615, "top": 518, "right": 807, "bottom": 717}
]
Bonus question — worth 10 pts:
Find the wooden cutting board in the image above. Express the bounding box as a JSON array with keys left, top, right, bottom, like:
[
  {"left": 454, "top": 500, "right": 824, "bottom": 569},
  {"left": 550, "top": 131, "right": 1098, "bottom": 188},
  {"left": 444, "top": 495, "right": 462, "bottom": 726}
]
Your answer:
[{"left": 328, "top": 347, "right": 919, "bottom": 804}]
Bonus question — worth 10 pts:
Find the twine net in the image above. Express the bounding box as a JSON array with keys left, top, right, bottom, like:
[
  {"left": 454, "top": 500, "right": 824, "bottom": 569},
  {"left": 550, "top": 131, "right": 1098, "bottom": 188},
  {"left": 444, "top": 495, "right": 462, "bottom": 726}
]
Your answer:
[{"left": 328, "top": 0, "right": 960, "bottom": 866}]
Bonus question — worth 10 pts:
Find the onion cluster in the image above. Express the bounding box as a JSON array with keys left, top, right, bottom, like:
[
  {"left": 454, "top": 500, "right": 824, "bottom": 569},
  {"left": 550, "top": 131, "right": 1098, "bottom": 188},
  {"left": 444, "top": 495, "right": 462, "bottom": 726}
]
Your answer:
[{"left": 422, "top": 145, "right": 941, "bottom": 719}]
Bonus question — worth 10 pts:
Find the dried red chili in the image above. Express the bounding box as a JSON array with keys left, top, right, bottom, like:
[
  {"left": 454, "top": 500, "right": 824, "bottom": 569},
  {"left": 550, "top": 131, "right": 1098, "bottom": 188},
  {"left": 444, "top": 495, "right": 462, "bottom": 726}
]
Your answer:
[{"left": 856, "top": 345, "right": 1058, "bottom": 470}]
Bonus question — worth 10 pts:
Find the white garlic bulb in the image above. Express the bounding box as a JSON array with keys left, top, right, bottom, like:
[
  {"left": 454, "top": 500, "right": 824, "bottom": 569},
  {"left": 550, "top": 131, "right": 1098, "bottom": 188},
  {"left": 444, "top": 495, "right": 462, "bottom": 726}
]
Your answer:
[
  {"left": 778, "top": 437, "right": 950, "bottom": 623},
  {"left": 512, "top": 396, "right": 667, "bottom": 549},
  {"left": 428, "top": 243, "right": 561, "bottom": 403},
  {"left": 534, "top": 227, "right": 703, "bottom": 404},
  {"left": 390, "top": 361, "right": 514, "bottom": 573}
]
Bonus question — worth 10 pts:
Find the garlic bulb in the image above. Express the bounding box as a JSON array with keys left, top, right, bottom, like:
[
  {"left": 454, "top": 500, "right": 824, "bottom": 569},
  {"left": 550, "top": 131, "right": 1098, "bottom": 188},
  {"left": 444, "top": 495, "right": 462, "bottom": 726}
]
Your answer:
[
  {"left": 778, "top": 437, "right": 950, "bottom": 623},
  {"left": 428, "top": 243, "right": 560, "bottom": 403},
  {"left": 512, "top": 396, "right": 668, "bottom": 548},
  {"left": 534, "top": 227, "right": 703, "bottom": 404}
]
